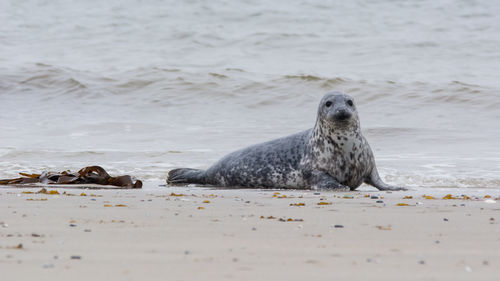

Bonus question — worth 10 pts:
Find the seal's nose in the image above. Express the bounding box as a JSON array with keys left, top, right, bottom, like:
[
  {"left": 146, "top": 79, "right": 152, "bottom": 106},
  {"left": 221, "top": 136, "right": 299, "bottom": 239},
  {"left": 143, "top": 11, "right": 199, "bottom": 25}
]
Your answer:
[{"left": 334, "top": 108, "right": 352, "bottom": 121}]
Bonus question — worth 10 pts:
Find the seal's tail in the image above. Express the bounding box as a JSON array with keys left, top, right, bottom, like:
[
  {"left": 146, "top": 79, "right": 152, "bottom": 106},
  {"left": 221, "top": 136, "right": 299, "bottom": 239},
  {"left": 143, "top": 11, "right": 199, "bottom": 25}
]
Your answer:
[{"left": 167, "top": 168, "right": 206, "bottom": 185}]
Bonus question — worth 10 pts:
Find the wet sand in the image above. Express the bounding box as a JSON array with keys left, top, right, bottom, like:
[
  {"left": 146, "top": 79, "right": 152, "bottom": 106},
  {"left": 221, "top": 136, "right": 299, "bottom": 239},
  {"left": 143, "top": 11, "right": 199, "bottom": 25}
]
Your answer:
[{"left": 1, "top": 184, "right": 499, "bottom": 281}]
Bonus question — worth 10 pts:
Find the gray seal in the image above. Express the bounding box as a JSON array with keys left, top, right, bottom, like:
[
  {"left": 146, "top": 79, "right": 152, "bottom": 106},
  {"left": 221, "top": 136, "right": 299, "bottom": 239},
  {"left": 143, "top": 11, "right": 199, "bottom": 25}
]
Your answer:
[{"left": 167, "top": 92, "right": 404, "bottom": 191}]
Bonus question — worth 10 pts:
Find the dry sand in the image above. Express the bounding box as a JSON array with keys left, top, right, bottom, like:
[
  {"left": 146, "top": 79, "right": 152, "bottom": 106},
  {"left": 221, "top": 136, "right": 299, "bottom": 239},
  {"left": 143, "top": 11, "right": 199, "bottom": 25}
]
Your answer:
[{"left": 1, "top": 184, "right": 499, "bottom": 281}]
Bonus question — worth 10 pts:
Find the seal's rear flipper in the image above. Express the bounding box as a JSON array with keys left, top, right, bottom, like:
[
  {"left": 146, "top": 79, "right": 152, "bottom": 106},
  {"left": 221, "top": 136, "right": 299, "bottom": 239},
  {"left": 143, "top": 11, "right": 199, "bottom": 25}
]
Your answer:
[
  {"left": 167, "top": 168, "right": 206, "bottom": 185},
  {"left": 365, "top": 167, "right": 406, "bottom": 191}
]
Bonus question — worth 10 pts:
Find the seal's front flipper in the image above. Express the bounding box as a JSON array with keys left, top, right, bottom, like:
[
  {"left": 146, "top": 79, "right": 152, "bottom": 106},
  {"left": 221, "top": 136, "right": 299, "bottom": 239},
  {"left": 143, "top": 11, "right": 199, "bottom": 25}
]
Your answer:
[
  {"left": 308, "top": 170, "right": 350, "bottom": 191},
  {"left": 365, "top": 167, "right": 406, "bottom": 191},
  {"left": 167, "top": 168, "right": 206, "bottom": 185}
]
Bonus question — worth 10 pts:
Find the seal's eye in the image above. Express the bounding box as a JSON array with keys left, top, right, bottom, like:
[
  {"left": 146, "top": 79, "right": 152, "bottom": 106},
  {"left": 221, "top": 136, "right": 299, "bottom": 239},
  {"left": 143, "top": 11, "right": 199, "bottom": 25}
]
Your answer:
[
  {"left": 347, "top": 100, "right": 354, "bottom": 107},
  {"left": 325, "top": 101, "right": 332, "bottom": 107}
]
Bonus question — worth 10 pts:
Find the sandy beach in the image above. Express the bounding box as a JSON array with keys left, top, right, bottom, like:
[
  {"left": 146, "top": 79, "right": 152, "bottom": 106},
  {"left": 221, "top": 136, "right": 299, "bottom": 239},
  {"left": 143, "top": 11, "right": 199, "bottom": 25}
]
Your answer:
[{"left": 1, "top": 184, "right": 498, "bottom": 281}]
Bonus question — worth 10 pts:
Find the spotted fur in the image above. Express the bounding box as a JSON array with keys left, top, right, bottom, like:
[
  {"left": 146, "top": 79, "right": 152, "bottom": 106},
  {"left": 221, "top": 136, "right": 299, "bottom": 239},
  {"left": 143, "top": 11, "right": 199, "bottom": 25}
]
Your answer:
[{"left": 167, "top": 92, "right": 405, "bottom": 191}]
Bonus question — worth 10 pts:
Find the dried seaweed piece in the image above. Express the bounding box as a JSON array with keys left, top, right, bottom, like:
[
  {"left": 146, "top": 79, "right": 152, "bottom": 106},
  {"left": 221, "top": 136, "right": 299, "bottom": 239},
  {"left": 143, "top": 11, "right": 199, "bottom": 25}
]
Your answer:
[
  {"left": 57, "top": 175, "right": 80, "bottom": 184},
  {"left": 442, "top": 194, "right": 458, "bottom": 200},
  {"left": 317, "top": 201, "right": 332, "bottom": 205},
  {"left": 0, "top": 177, "right": 40, "bottom": 184},
  {"left": 77, "top": 166, "right": 111, "bottom": 185},
  {"left": 108, "top": 175, "right": 142, "bottom": 188},
  {"left": 18, "top": 173, "right": 41, "bottom": 178},
  {"left": 376, "top": 225, "right": 392, "bottom": 230},
  {"left": 0, "top": 166, "right": 142, "bottom": 189},
  {"left": 36, "top": 188, "right": 59, "bottom": 195}
]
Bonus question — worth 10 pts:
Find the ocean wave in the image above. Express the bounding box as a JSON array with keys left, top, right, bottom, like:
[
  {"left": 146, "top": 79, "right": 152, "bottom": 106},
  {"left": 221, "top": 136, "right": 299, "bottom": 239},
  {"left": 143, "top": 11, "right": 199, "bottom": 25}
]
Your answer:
[{"left": 2, "top": 65, "right": 499, "bottom": 113}]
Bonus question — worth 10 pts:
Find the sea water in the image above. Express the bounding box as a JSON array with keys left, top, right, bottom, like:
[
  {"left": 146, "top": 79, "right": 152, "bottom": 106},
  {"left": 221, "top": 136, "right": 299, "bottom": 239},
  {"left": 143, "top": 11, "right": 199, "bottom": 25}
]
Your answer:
[{"left": 0, "top": 0, "right": 499, "bottom": 188}]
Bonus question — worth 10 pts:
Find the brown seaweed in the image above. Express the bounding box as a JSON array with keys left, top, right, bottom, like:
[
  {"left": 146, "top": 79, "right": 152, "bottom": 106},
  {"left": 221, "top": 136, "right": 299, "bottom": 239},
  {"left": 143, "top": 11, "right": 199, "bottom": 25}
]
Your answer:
[{"left": 0, "top": 166, "right": 142, "bottom": 189}]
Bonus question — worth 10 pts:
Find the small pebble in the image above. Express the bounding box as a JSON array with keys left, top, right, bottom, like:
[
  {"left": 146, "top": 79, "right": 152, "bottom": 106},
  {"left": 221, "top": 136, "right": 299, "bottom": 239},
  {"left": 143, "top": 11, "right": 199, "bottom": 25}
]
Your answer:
[
  {"left": 334, "top": 225, "right": 344, "bottom": 228},
  {"left": 460, "top": 204, "right": 466, "bottom": 207},
  {"left": 90, "top": 198, "right": 96, "bottom": 201},
  {"left": 366, "top": 258, "right": 372, "bottom": 263},
  {"left": 43, "top": 263, "right": 54, "bottom": 269},
  {"left": 84, "top": 229, "right": 92, "bottom": 232},
  {"left": 313, "top": 192, "right": 320, "bottom": 195},
  {"left": 251, "top": 227, "right": 257, "bottom": 231},
  {"left": 419, "top": 260, "right": 425, "bottom": 265},
  {"left": 69, "top": 224, "right": 77, "bottom": 227},
  {"left": 148, "top": 199, "right": 152, "bottom": 202},
  {"left": 184, "top": 250, "right": 190, "bottom": 255},
  {"left": 435, "top": 240, "right": 440, "bottom": 244},
  {"left": 483, "top": 260, "right": 489, "bottom": 266},
  {"left": 370, "top": 196, "right": 379, "bottom": 199},
  {"left": 376, "top": 200, "right": 384, "bottom": 203},
  {"left": 70, "top": 255, "right": 81, "bottom": 260},
  {"left": 443, "top": 218, "right": 449, "bottom": 222},
  {"left": 31, "top": 233, "right": 41, "bottom": 237}
]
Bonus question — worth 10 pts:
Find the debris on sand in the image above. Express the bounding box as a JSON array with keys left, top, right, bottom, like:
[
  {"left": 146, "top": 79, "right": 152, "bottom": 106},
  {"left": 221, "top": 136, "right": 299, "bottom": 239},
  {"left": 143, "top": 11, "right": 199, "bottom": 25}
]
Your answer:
[
  {"left": 0, "top": 166, "right": 142, "bottom": 189},
  {"left": 376, "top": 225, "right": 392, "bottom": 230},
  {"left": 317, "top": 201, "right": 332, "bottom": 206}
]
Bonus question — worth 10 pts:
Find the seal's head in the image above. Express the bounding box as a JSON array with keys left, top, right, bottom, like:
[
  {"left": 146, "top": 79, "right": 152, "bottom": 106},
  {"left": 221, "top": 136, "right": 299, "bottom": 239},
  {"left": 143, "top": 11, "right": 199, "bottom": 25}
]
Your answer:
[{"left": 317, "top": 91, "right": 360, "bottom": 131}]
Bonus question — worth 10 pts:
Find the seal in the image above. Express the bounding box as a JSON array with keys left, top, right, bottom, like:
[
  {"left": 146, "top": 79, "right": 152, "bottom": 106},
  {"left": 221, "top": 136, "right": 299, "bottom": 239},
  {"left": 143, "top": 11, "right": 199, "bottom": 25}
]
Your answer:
[{"left": 167, "top": 92, "right": 404, "bottom": 191}]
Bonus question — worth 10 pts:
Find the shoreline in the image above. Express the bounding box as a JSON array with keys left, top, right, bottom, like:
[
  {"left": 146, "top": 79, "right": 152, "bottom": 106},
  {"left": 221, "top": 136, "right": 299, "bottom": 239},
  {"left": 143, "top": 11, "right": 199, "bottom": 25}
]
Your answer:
[{"left": 1, "top": 184, "right": 499, "bottom": 280}]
